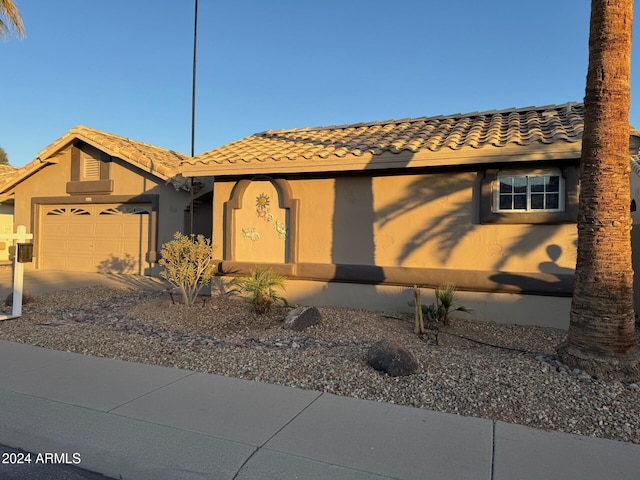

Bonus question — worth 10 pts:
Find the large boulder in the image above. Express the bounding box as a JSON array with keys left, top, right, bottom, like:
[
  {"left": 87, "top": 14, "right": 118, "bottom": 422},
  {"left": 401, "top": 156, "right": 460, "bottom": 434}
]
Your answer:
[
  {"left": 283, "top": 306, "right": 321, "bottom": 331},
  {"left": 367, "top": 339, "right": 419, "bottom": 377}
]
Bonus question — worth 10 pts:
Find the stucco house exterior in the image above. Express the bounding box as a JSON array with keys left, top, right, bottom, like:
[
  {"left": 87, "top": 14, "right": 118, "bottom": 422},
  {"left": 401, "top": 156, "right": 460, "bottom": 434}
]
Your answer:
[
  {"left": 180, "top": 102, "right": 639, "bottom": 328},
  {"left": 0, "top": 126, "right": 211, "bottom": 275},
  {"left": 3, "top": 102, "right": 639, "bottom": 328}
]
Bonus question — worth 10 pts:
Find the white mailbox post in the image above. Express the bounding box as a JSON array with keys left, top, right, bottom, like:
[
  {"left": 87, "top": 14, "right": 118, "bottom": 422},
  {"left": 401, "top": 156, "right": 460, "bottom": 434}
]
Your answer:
[{"left": 0, "top": 225, "right": 34, "bottom": 320}]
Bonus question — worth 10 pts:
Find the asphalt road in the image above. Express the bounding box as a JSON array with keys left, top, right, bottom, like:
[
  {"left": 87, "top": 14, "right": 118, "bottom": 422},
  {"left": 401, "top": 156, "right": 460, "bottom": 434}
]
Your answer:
[{"left": 0, "top": 445, "right": 115, "bottom": 480}]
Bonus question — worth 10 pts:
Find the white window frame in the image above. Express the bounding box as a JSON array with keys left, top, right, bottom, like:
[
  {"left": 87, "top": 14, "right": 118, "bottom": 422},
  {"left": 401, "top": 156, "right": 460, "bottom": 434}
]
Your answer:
[{"left": 493, "top": 168, "right": 565, "bottom": 213}]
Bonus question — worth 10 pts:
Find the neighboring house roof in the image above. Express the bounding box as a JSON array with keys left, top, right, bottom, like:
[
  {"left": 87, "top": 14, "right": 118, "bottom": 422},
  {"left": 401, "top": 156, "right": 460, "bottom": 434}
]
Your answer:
[
  {"left": 0, "top": 164, "right": 18, "bottom": 180},
  {"left": 0, "top": 126, "right": 190, "bottom": 196},
  {"left": 182, "top": 102, "right": 586, "bottom": 177},
  {"left": 0, "top": 165, "right": 19, "bottom": 202}
]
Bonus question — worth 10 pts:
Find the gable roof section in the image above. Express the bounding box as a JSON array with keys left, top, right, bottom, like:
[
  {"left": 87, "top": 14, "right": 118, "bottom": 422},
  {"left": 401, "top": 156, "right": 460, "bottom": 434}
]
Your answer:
[
  {"left": 39, "top": 126, "right": 188, "bottom": 180},
  {"left": 182, "top": 103, "right": 585, "bottom": 177},
  {"left": 0, "top": 126, "right": 190, "bottom": 196}
]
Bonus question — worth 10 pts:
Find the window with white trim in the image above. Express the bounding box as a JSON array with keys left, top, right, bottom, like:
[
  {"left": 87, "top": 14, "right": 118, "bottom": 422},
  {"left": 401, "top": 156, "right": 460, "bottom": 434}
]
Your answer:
[{"left": 494, "top": 170, "right": 565, "bottom": 212}]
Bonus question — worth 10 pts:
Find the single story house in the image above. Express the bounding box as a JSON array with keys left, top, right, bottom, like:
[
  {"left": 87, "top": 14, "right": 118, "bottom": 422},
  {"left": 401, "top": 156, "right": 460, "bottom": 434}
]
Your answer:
[
  {"left": 180, "top": 102, "right": 639, "bottom": 328},
  {"left": 0, "top": 126, "right": 211, "bottom": 275},
  {"left": 3, "top": 102, "right": 639, "bottom": 328}
]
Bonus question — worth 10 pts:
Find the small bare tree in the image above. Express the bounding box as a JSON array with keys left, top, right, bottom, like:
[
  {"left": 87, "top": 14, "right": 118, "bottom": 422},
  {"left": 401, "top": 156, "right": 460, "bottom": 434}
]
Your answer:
[{"left": 159, "top": 232, "right": 216, "bottom": 306}]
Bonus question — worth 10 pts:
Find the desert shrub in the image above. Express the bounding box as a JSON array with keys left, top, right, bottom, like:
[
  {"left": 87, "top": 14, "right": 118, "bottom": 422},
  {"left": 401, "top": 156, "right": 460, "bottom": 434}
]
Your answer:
[
  {"left": 158, "top": 232, "right": 216, "bottom": 306},
  {"left": 434, "top": 282, "right": 473, "bottom": 325},
  {"left": 233, "top": 267, "right": 287, "bottom": 314},
  {"left": 409, "top": 282, "right": 472, "bottom": 328}
]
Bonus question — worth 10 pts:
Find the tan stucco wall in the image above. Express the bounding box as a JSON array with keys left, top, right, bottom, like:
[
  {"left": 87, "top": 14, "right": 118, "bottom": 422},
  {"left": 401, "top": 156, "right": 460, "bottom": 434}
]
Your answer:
[
  {"left": 212, "top": 182, "right": 234, "bottom": 257},
  {"left": 210, "top": 171, "right": 578, "bottom": 327},
  {"left": 373, "top": 173, "right": 576, "bottom": 274},
  {"left": 12, "top": 146, "right": 192, "bottom": 273},
  {"left": 216, "top": 172, "right": 577, "bottom": 276}
]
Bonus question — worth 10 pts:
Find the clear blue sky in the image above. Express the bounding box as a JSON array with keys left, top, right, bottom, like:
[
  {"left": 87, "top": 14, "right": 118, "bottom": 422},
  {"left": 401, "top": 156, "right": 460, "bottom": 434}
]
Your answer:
[{"left": 2, "top": 0, "right": 639, "bottom": 167}]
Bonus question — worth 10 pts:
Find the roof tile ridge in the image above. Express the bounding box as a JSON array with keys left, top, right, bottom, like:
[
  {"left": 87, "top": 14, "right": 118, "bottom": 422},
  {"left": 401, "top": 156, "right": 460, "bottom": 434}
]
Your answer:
[
  {"left": 250, "top": 102, "right": 584, "bottom": 138},
  {"left": 75, "top": 126, "right": 188, "bottom": 159},
  {"left": 453, "top": 102, "right": 584, "bottom": 120}
]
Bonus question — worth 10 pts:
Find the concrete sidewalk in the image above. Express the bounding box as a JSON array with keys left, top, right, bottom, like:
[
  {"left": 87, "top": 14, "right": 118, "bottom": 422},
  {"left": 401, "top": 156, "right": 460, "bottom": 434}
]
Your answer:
[{"left": 0, "top": 341, "right": 639, "bottom": 479}]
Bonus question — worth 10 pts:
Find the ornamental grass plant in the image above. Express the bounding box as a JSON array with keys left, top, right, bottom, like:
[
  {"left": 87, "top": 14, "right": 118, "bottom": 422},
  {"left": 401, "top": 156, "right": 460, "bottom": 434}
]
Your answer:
[{"left": 233, "top": 267, "right": 287, "bottom": 314}]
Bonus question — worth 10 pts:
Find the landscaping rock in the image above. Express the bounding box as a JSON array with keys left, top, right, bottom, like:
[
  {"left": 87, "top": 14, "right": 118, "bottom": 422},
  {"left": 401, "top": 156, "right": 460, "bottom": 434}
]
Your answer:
[
  {"left": 367, "top": 339, "right": 419, "bottom": 377},
  {"left": 283, "top": 306, "right": 321, "bottom": 331}
]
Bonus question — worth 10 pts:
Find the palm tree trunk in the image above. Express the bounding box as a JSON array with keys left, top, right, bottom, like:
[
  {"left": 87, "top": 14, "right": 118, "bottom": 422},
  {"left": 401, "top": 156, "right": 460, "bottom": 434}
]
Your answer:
[{"left": 558, "top": 0, "right": 640, "bottom": 382}]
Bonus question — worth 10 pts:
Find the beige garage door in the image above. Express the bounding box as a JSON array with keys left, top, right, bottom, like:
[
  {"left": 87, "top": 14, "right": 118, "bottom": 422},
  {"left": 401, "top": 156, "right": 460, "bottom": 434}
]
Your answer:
[{"left": 40, "top": 203, "right": 152, "bottom": 274}]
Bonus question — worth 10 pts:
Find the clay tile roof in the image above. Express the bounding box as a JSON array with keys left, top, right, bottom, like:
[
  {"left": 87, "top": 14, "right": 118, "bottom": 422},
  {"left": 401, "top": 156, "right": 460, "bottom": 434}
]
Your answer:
[
  {"left": 0, "top": 164, "right": 17, "bottom": 177},
  {"left": 187, "top": 102, "right": 585, "bottom": 173},
  {"left": 0, "top": 165, "right": 19, "bottom": 196},
  {"left": 37, "top": 126, "right": 189, "bottom": 180}
]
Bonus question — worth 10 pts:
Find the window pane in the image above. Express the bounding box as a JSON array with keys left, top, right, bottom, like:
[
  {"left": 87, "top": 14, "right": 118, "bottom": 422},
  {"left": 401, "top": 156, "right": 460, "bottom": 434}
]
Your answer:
[
  {"left": 496, "top": 171, "right": 564, "bottom": 213},
  {"left": 513, "top": 177, "right": 527, "bottom": 193},
  {"left": 547, "top": 176, "right": 560, "bottom": 192},
  {"left": 531, "top": 194, "right": 544, "bottom": 209},
  {"left": 499, "top": 178, "right": 513, "bottom": 193},
  {"left": 514, "top": 194, "right": 527, "bottom": 209},
  {"left": 530, "top": 177, "right": 545, "bottom": 192},
  {"left": 546, "top": 194, "right": 559, "bottom": 209},
  {"left": 499, "top": 195, "right": 512, "bottom": 210}
]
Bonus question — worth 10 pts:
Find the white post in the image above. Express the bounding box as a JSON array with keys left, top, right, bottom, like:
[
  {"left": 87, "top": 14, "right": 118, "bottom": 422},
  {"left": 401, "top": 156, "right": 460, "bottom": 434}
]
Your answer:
[
  {"left": 12, "top": 225, "right": 26, "bottom": 317},
  {"left": 0, "top": 225, "right": 33, "bottom": 321}
]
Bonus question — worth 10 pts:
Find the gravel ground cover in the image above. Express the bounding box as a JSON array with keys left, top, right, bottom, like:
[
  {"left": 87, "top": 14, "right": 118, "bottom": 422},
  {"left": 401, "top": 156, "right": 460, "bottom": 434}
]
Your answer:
[{"left": 0, "top": 285, "right": 639, "bottom": 444}]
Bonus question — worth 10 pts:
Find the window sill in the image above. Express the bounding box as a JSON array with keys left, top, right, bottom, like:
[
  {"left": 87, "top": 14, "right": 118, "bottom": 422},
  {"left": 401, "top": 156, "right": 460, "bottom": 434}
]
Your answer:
[{"left": 480, "top": 210, "right": 576, "bottom": 224}]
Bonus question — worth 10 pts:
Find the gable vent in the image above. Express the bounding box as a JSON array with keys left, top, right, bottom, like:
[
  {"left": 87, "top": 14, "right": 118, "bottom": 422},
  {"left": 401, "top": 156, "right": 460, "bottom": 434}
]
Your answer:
[{"left": 83, "top": 156, "right": 101, "bottom": 180}]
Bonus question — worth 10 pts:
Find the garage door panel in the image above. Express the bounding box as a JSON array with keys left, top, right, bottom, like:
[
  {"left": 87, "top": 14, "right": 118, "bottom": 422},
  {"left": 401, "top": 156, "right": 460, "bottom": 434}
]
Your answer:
[
  {"left": 66, "top": 239, "right": 92, "bottom": 250},
  {"left": 41, "top": 223, "right": 69, "bottom": 235},
  {"left": 94, "top": 224, "right": 124, "bottom": 235},
  {"left": 93, "top": 240, "right": 124, "bottom": 254},
  {"left": 123, "top": 228, "right": 148, "bottom": 239},
  {"left": 39, "top": 203, "right": 151, "bottom": 274},
  {"left": 68, "top": 224, "right": 96, "bottom": 236}
]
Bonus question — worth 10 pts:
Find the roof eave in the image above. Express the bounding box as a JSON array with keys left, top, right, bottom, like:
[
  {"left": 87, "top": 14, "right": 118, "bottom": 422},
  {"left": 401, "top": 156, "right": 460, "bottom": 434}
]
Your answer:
[
  {"left": 180, "top": 142, "right": 583, "bottom": 177},
  {"left": 0, "top": 157, "right": 57, "bottom": 194}
]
